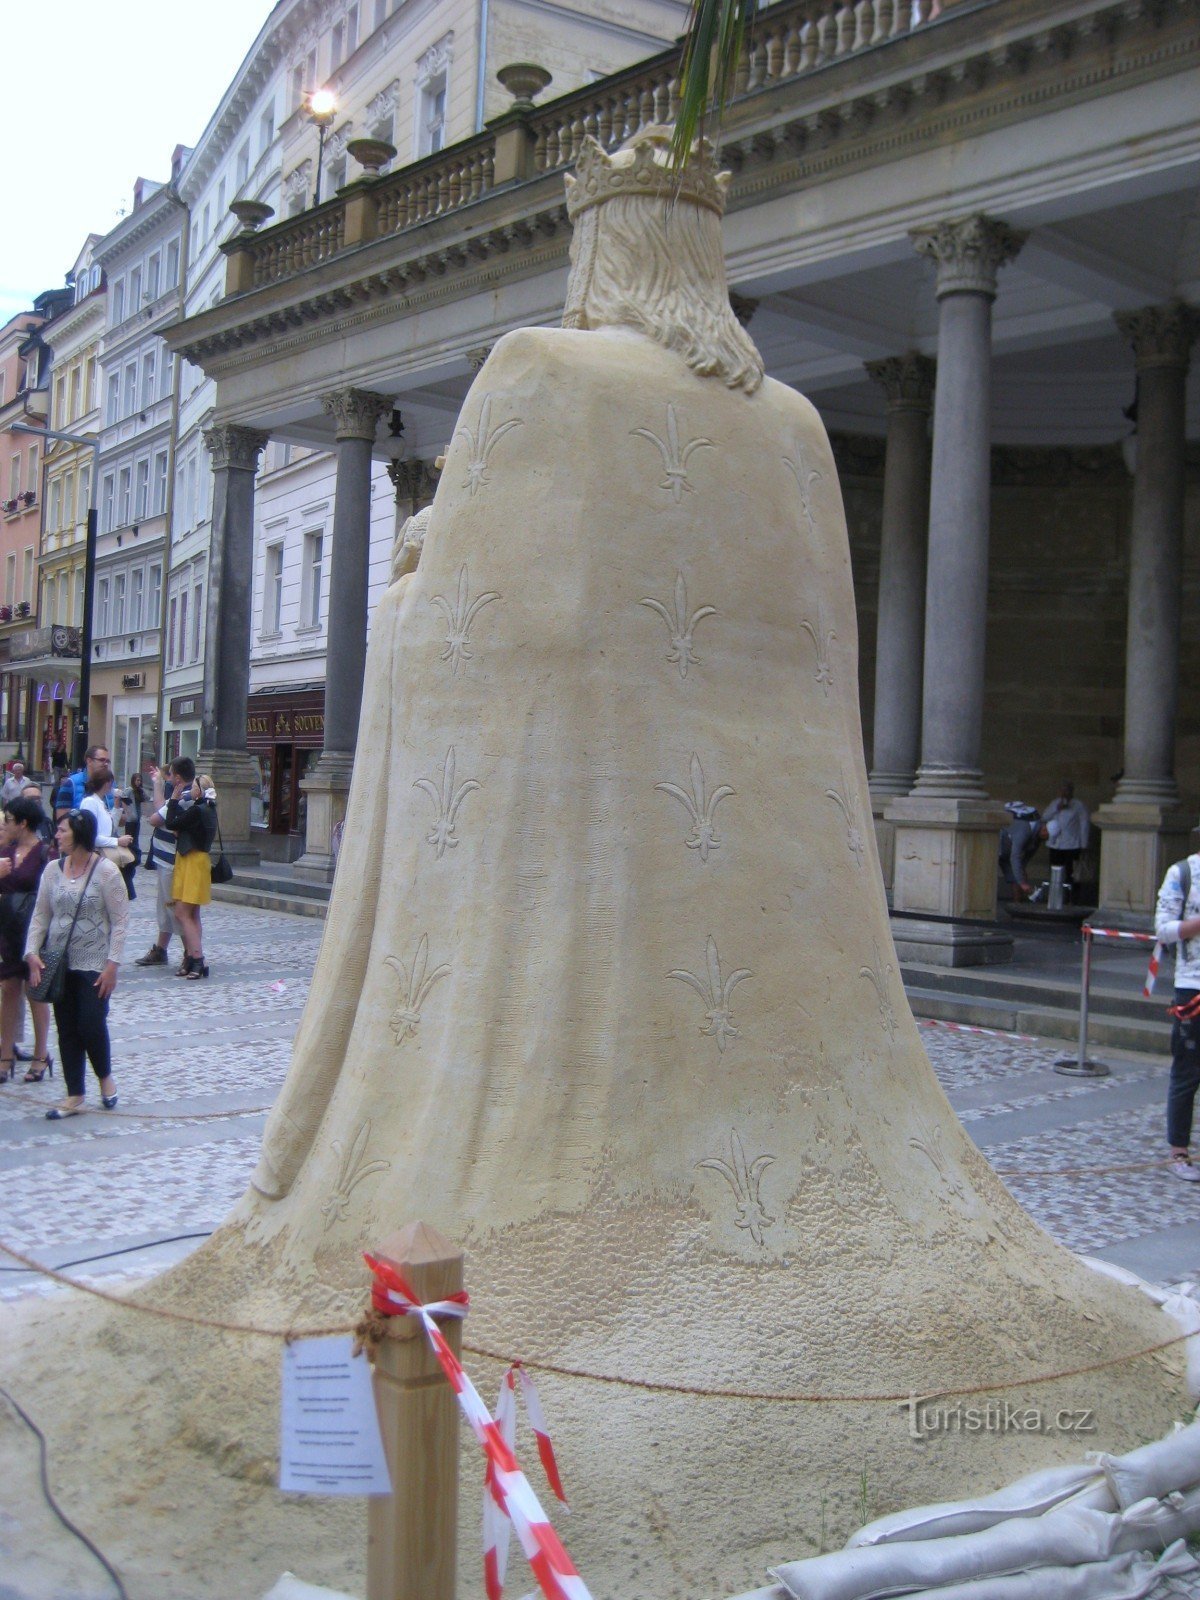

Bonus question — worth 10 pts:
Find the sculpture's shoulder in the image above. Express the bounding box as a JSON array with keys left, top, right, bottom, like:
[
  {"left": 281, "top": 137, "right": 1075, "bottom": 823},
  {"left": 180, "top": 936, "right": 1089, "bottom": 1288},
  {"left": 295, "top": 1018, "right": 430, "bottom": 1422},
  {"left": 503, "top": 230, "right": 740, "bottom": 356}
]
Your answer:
[
  {"left": 481, "top": 326, "right": 669, "bottom": 393},
  {"left": 757, "top": 374, "right": 832, "bottom": 451}
]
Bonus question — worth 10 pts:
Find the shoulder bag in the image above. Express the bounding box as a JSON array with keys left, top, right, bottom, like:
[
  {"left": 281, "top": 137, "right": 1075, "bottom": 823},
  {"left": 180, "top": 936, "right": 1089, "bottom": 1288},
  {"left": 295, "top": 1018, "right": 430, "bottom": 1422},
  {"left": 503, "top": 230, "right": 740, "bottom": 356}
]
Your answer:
[
  {"left": 29, "top": 855, "right": 100, "bottom": 1005},
  {"left": 210, "top": 812, "right": 234, "bottom": 885}
]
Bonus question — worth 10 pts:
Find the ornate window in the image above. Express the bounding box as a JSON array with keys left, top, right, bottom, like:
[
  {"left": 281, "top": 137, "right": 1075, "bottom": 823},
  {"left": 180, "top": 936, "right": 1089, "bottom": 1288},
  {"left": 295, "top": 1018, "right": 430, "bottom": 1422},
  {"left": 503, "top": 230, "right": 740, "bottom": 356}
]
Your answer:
[{"left": 414, "top": 35, "right": 453, "bottom": 159}]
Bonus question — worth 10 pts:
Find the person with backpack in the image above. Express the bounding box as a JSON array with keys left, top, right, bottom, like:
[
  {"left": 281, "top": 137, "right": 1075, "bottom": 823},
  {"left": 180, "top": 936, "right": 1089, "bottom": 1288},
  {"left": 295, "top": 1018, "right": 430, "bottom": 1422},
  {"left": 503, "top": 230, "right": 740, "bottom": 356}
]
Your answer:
[{"left": 1154, "top": 844, "right": 1200, "bottom": 1182}]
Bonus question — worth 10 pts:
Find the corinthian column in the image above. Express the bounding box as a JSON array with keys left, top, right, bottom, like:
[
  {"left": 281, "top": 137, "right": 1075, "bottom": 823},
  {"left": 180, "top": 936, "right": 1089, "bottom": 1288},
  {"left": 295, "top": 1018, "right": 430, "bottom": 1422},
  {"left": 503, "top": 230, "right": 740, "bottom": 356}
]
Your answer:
[
  {"left": 200, "top": 422, "right": 269, "bottom": 860},
  {"left": 1095, "top": 303, "right": 1199, "bottom": 922},
  {"left": 885, "top": 217, "right": 1024, "bottom": 962},
  {"left": 866, "top": 355, "right": 935, "bottom": 779},
  {"left": 295, "top": 387, "right": 392, "bottom": 880}
]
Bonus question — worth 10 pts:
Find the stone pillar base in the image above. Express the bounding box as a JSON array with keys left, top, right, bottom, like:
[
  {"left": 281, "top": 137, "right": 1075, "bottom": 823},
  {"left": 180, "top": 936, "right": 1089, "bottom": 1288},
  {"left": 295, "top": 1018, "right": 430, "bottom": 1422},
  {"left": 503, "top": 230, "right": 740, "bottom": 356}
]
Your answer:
[
  {"left": 198, "top": 747, "right": 262, "bottom": 866},
  {"left": 869, "top": 788, "right": 905, "bottom": 897},
  {"left": 293, "top": 752, "right": 354, "bottom": 882},
  {"left": 1093, "top": 801, "right": 1193, "bottom": 928},
  {"left": 884, "top": 794, "right": 1012, "bottom": 965}
]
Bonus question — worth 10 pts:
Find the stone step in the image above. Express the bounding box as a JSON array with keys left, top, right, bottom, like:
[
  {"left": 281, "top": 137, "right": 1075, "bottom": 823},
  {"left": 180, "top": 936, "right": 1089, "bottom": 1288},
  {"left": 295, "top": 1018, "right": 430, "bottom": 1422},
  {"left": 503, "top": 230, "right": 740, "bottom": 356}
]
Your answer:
[
  {"left": 900, "top": 960, "right": 1163, "bottom": 1023},
  {"left": 212, "top": 883, "right": 328, "bottom": 919},
  {"left": 904, "top": 984, "right": 1168, "bottom": 1056}
]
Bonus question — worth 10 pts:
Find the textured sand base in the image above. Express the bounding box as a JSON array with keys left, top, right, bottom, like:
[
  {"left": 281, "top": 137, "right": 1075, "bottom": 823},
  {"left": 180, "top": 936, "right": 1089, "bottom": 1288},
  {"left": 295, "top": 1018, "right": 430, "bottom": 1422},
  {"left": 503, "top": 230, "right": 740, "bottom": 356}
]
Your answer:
[{"left": 0, "top": 1182, "right": 1187, "bottom": 1600}]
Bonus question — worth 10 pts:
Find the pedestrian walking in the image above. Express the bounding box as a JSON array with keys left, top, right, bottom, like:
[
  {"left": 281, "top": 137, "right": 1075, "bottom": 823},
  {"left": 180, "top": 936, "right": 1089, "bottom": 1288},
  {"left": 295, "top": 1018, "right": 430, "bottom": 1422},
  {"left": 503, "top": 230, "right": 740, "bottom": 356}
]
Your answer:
[
  {"left": 0, "top": 796, "right": 52, "bottom": 1083},
  {"left": 1155, "top": 837, "right": 1200, "bottom": 1182},
  {"left": 25, "top": 808, "right": 128, "bottom": 1120},
  {"left": 0, "top": 761, "right": 27, "bottom": 806},
  {"left": 135, "top": 762, "right": 182, "bottom": 969}
]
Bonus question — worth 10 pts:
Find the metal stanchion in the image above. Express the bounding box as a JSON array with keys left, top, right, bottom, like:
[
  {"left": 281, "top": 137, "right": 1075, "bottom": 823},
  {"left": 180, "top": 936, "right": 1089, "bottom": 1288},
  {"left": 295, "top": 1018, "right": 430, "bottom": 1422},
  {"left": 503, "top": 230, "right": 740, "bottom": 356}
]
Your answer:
[{"left": 1055, "top": 925, "right": 1111, "bottom": 1077}]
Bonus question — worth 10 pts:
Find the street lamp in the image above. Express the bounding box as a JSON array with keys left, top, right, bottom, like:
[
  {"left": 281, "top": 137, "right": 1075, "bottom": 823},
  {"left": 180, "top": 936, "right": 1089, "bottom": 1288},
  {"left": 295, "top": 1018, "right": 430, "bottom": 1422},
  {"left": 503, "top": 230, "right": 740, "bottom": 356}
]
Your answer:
[
  {"left": 306, "top": 88, "right": 338, "bottom": 208},
  {"left": 12, "top": 421, "right": 98, "bottom": 769}
]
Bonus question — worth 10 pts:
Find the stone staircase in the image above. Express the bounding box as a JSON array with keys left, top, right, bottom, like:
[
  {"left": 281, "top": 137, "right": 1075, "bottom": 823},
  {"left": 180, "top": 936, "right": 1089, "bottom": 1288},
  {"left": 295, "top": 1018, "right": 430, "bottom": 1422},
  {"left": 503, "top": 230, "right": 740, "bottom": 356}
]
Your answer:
[{"left": 902, "top": 957, "right": 1170, "bottom": 1056}]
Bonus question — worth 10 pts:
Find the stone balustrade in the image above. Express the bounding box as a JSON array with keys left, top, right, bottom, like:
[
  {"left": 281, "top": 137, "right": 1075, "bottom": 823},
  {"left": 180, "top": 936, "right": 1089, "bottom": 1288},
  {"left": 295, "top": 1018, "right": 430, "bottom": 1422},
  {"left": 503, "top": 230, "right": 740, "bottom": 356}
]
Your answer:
[{"left": 223, "top": 0, "right": 934, "bottom": 295}]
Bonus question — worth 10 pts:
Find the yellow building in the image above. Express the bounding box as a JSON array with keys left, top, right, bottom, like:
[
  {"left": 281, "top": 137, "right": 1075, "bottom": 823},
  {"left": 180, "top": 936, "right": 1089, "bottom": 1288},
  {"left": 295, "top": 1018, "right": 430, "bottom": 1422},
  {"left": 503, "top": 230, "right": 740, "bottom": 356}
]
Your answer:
[{"left": 23, "top": 237, "right": 104, "bottom": 768}]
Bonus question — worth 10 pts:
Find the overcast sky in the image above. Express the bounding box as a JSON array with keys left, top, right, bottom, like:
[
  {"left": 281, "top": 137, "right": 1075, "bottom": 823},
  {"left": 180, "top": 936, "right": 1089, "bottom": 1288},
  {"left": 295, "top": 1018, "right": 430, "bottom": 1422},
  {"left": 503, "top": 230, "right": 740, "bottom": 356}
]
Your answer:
[{"left": 2, "top": 0, "right": 274, "bottom": 322}]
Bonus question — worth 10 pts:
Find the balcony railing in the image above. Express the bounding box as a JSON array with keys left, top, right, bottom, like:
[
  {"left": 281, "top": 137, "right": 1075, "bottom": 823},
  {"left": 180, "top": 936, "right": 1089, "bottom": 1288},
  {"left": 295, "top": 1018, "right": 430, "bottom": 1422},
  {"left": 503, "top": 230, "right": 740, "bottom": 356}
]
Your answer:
[{"left": 228, "top": 0, "right": 936, "bottom": 292}]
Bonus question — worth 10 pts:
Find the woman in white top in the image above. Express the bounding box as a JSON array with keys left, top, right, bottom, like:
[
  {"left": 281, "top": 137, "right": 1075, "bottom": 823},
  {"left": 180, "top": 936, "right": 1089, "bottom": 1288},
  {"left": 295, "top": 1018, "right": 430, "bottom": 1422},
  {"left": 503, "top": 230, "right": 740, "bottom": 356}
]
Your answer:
[{"left": 26, "top": 807, "right": 129, "bottom": 1119}]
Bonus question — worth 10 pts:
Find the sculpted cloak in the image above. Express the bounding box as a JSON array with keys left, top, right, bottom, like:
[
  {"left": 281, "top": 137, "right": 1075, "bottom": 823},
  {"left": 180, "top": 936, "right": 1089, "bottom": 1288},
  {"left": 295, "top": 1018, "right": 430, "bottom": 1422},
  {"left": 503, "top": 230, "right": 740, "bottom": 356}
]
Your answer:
[{"left": 158, "top": 134, "right": 1181, "bottom": 1596}]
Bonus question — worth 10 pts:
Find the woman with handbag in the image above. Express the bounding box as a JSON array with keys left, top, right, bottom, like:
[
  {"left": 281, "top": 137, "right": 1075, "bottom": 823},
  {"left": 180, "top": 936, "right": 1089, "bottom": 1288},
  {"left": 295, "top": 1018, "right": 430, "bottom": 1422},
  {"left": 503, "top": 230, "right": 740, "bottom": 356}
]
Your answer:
[
  {"left": 0, "top": 796, "right": 52, "bottom": 1082},
  {"left": 25, "top": 807, "right": 129, "bottom": 1120},
  {"left": 167, "top": 769, "right": 217, "bottom": 979}
]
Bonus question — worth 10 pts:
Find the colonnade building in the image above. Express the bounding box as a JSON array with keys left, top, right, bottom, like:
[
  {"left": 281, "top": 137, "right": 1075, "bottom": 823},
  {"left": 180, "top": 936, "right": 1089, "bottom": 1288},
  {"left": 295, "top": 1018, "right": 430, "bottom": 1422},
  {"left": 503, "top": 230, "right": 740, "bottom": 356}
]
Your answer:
[{"left": 165, "top": 0, "right": 1199, "bottom": 957}]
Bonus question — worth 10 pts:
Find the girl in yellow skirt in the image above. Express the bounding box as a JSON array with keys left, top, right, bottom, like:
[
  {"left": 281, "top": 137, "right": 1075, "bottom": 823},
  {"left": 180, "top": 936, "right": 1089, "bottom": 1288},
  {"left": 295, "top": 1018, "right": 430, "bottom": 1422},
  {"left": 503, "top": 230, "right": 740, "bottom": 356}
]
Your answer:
[{"left": 166, "top": 761, "right": 217, "bottom": 979}]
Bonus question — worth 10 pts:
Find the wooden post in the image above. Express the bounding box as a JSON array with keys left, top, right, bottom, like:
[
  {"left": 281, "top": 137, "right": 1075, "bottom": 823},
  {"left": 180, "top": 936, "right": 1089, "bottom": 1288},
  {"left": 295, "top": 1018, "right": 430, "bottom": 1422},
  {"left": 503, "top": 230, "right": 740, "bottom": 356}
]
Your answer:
[{"left": 367, "top": 1221, "right": 464, "bottom": 1600}]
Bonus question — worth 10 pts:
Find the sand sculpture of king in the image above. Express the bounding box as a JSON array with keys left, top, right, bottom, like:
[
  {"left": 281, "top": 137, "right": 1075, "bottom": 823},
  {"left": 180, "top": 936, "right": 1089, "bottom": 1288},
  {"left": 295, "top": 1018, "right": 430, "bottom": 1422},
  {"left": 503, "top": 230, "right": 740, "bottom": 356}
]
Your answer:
[{"left": 200, "top": 129, "right": 1183, "bottom": 1595}]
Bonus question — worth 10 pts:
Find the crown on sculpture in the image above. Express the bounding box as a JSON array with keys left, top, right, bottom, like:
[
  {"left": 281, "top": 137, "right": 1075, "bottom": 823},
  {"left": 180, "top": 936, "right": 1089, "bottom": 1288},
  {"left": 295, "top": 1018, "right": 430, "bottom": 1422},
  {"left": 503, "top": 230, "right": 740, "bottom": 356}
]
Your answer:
[{"left": 564, "top": 125, "right": 730, "bottom": 221}]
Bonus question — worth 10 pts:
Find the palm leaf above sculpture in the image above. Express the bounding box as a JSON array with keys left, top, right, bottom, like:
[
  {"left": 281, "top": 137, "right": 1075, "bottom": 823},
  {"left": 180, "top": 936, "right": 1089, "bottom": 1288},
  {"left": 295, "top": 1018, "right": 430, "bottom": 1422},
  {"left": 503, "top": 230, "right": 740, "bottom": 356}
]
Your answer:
[{"left": 670, "top": 0, "right": 758, "bottom": 166}]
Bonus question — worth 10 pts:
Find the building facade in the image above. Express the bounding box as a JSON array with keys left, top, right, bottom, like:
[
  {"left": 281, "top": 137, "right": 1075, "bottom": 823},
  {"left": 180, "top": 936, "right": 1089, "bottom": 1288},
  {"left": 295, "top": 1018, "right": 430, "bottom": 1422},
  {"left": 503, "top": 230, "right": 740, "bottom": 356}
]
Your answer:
[
  {"left": 92, "top": 157, "right": 188, "bottom": 785},
  {"left": 165, "top": 0, "right": 1200, "bottom": 946},
  {"left": 20, "top": 237, "right": 106, "bottom": 767}
]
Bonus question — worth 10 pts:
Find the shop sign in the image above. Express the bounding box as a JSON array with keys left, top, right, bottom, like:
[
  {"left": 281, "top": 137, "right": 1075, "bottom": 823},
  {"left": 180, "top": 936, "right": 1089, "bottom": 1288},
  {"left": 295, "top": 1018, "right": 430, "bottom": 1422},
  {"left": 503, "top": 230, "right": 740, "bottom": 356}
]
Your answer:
[{"left": 170, "top": 694, "right": 204, "bottom": 721}]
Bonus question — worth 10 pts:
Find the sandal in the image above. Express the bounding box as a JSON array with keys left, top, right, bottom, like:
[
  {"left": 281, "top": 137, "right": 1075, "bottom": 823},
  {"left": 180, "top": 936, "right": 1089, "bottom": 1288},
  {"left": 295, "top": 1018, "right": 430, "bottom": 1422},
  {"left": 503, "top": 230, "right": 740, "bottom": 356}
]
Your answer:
[
  {"left": 184, "top": 961, "right": 209, "bottom": 980},
  {"left": 22, "top": 1054, "right": 53, "bottom": 1083},
  {"left": 0, "top": 1058, "right": 13, "bottom": 1084}
]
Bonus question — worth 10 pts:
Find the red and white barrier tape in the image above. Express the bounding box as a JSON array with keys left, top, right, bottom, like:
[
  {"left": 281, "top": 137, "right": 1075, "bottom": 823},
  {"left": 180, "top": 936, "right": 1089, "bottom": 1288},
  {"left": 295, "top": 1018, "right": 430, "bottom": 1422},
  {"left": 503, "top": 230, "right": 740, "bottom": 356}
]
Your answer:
[
  {"left": 485, "top": 1364, "right": 569, "bottom": 1600},
  {"left": 918, "top": 1018, "right": 1036, "bottom": 1044},
  {"left": 364, "top": 1254, "right": 592, "bottom": 1600},
  {"left": 1144, "top": 942, "right": 1162, "bottom": 998},
  {"left": 1086, "top": 925, "right": 1156, "bottom": 944}
]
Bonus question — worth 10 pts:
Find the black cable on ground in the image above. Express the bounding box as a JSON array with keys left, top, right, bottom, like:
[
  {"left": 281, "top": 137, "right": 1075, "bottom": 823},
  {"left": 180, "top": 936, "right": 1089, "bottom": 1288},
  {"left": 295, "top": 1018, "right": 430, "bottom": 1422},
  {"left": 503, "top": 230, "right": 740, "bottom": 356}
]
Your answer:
[
  {"left": 0, "top": 1382, "right": 129, "bottom": 1600},
  {"left": 0, "top": 1230, "right": 212, "bottom": 1274}
]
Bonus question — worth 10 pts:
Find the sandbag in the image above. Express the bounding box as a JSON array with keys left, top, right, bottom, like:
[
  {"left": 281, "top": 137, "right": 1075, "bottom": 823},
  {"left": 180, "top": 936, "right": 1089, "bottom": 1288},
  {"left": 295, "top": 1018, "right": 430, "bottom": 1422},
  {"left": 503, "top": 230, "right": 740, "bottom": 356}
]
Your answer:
[
  {"left": 845, "top": 1463, "right": 1107, "bottom": 1548},
  {"left": 1098, "top": 1418, "right": 1200, "bottom": 1510},
  {"left": 861, "top": 1540, "right": 1197, "bottom": 1599},
  {"left": 771, "top": 1505, "right": 1119, "bottom": 1600},
  {"left": 1113, "top": 1485, "right": 1200, "bottom": 1553}
]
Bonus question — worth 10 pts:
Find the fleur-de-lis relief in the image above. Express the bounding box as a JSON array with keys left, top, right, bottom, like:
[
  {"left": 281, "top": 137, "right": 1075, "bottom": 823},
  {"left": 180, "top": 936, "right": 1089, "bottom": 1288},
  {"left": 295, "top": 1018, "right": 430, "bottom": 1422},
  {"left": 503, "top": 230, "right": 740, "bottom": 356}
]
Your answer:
[
  {"left": 799, "top": 607, "right": 836, "bottom": 696},
  {"left": 430, "top": 564, "right": 500, "bottom": 676},
  {"left": 669, "top": 935, "right": 752, "bottom": 1054},
  {"left": 909, "top": 1117, "right": 966, "bottom": 1202},
  {"left": 783, "top": 440, "right": 823, "bottom": 538},
  {"left": 639, "top": 572, "right": 717, "bottom": 680},
  {"left": 321, "top": 1120, "right": 390, "bottom": 1230},
  {"left": 859, "top": 943, "right": 899, "bottom": 1042},
  {"left": 631, "top": 404, "right": 715, "bottom": 504},
  {"left": 697, "top": 1131, "right": 777, "bottom": 1246},
  {"left": 655, "top": 754, "right": 735, "bottom": 862},
  {"left": 385, "top": 934, "right": 452, "bottom": 1047},
  {"left": 454, "top": 393, "right": 523, "bottom": 497},
  {"left": 414, "top": 745, "right": 480, "bottom": 858},
  {"left": 825, "top": 777, "right": 865, "bottom": 868}
]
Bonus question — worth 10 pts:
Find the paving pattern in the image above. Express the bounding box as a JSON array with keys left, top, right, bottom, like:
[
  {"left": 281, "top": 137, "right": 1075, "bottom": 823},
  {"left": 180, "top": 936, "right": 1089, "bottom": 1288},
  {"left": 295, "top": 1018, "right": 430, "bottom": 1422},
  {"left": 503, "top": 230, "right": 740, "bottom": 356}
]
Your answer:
[{"left": 1, "top": 896, "right": 1198, "bottom": 1302}]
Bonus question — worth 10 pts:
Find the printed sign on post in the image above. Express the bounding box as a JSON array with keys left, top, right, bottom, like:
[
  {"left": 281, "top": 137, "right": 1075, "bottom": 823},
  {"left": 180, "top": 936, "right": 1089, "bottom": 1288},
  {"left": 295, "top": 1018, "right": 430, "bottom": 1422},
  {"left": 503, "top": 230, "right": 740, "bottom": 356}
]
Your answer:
[{"left": 279, "top": 1334, "right": 392, "bottom": 1495}]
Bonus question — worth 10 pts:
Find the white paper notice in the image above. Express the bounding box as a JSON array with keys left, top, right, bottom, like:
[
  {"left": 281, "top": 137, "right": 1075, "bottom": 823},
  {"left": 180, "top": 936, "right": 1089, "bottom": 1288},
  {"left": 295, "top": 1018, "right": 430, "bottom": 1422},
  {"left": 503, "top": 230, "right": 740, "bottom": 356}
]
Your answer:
[{"left": 279, "top": 1334, "right": 392, "bottom": 1495}]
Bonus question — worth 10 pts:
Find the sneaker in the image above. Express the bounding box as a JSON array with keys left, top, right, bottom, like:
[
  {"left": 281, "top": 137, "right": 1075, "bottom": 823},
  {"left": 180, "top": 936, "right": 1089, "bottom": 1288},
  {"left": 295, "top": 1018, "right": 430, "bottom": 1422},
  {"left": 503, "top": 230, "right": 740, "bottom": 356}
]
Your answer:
[
  {"left": 135, "top": 945, "right": 169, "bottom": 967},
  {"left": 1169, "top": 1159, "right": 1200, "bottom": 1183}
]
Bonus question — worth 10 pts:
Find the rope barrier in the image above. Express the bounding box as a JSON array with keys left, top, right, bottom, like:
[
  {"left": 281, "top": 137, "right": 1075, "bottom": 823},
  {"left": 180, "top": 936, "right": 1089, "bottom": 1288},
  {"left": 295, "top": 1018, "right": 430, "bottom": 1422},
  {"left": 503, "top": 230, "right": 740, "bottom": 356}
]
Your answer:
[
  {"left": 1, "top": 1236, "right": 1194, "bottom": 1406},
  {"left": 0, "top": 1089, "right": 273, "bottom": 1124}
]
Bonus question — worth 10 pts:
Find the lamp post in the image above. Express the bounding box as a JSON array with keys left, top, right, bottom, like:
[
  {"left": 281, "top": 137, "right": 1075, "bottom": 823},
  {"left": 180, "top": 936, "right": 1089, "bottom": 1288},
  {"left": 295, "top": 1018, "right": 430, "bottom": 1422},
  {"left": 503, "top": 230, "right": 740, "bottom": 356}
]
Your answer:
[
  {"left": 307, "top": 88, "right": 338, "bottom": 208},
  {"left": 12, "top": 422, "right": 98, "bottom": 770}
]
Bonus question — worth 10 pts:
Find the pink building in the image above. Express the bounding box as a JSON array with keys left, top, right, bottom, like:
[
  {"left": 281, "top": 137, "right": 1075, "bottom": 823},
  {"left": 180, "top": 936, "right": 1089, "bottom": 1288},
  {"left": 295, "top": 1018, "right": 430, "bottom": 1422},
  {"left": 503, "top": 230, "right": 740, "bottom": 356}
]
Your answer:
[{"left": 0, "top": 308, "right": 47, "bottom": 754}]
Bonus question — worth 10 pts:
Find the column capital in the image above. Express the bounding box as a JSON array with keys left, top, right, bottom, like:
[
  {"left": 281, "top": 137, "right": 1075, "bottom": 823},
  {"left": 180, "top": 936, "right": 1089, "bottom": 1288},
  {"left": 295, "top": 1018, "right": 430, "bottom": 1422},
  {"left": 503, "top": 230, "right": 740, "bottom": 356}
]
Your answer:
[
  {"left": 465, "top": 344, "right": 494, "bottom": 372},
  {"left": 865, "top": 352, "right": 937, "bottom": 412},
  {"left": 911, "top": 214, "right": 1026, "bottom": 299},
  {"left": 1115, "top": 302, "right": 1200, "bottom": 372},
  {"left": 321, "top": 387, "right": 393, "bottom": 441},
  {"left": 202, "top": 422, "right": 269, "bottom": 472},
  {"left": 386, "top": 457, "right": 439, "bottom": 505}
]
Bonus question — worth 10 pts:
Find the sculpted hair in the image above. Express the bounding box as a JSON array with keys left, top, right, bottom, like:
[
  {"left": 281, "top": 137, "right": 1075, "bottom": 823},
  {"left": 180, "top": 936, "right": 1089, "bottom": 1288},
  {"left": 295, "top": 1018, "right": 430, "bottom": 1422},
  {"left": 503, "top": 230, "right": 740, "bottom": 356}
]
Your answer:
[{"left": 563, "top": 193, "right": 764, "bottom": 395}]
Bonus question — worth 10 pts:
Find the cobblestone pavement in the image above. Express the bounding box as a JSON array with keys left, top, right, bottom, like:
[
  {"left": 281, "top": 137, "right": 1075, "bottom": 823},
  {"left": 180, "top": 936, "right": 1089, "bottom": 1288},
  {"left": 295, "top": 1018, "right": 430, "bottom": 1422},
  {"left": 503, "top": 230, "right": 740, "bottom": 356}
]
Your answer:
[{"left": 0, "top": 892, "right": 1197, "bottom": 1302}]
